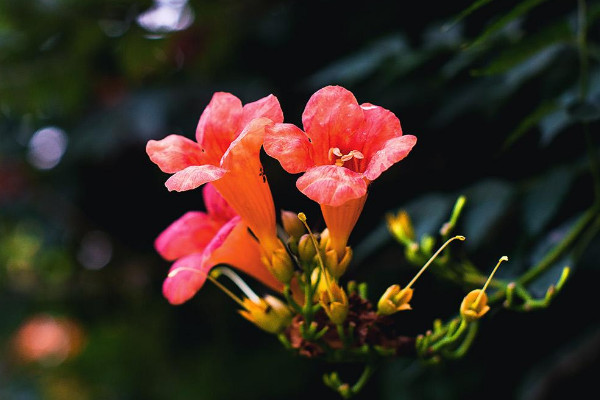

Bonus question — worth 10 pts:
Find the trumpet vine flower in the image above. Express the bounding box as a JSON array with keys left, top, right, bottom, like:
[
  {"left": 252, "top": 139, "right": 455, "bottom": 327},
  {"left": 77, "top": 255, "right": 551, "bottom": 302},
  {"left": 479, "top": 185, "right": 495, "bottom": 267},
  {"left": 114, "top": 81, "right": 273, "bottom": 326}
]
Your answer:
[
  {"left": 147, "top": 92, "right": 284, "bottom": 258},
  {"left": 264, "top": 86, "right": 417, "bottom": 259},
  {"left": 156, "top": 184, "right": 282, "bottom": 305}
]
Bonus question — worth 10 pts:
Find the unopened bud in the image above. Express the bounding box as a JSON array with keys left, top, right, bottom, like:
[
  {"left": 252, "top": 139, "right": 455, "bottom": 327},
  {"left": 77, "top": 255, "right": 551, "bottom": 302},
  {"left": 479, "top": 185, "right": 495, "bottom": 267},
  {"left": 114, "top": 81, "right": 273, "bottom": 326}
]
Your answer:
[
  {"left": 239, "top": 295, "right": 292, "bottom": 334},
  {"left": 281, "top": 210, "right": 306, "bottom": 239},
  {"left": 377, "top": 284, "right": 413, "bottom": 315},
  {"left": 460, "top": 289, "right": 489, "bottom": 322},
  {"left": 267, "top": 248, "right": 294, "bottom": 284},
  {"left": 319, "top": 228, "right": 331, "bottom": 252},
  {"left": 298, "top": 234, "right": 317, "bottom": 265},
  {"left": 319, "top": 282, "right": 349, "bottom": 325},
  {"left": 323, "top": 246, "right": 352, "bottom": 279}
]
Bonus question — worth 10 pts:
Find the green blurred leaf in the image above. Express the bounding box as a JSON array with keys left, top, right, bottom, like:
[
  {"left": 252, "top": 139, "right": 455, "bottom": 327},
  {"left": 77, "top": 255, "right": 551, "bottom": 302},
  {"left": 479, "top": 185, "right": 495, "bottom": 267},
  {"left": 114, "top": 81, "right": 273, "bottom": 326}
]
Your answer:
[
  {"left": 443, "top": 0, "right": 495, "bottom": 32},
  {"left": 474, "top": 21, "right": 572, "bottom": 76},
  {"left": 503, "top": 100, "right": 559, "bottom": 150},
  {"left": 462, "top": 179, "right": 515, "bottom": 250},
  {"left": 522, "top": 166, "right": 575, "bottom": 236},
  {"left": 469, "top": 0, "right": 550, "bottom": 48}
]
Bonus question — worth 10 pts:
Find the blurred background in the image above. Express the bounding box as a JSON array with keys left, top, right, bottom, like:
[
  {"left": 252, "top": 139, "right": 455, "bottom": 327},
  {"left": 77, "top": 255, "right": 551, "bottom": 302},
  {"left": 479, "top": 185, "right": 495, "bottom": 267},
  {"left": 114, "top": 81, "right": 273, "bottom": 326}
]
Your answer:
[{"left": 1, "top": 0, "right": 599, "bottom": 399}]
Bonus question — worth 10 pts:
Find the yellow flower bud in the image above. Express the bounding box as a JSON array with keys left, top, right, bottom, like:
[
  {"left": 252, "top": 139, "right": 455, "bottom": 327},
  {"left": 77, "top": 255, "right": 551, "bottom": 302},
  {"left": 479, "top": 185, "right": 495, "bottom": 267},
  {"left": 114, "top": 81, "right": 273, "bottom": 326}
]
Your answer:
[
  {"left": 267, "top": 248, "right": 294, "bottom": 284},
  {"left": 323, "top": 246, "right": 352, "bottom": 279},
  {"left": 281, "top": 210, "right": 306, "bottom": 239},
  {"left": 377, "top": 284, "right": 413, "bottom": 315},
  {"left": 298, "top": 234, "right": 317, "bottom": 265},
  {"left": 239, "top": 295, "right": 292, "bottom": 334},
  {"left": 460, "top": 289, "right": 490, "bottom": 322},
  {"left": 387, "top": 210, "right": 415, "bottom": 244},
  {"left": 319, "top": 282, "right": 349, "bottom": 325}
]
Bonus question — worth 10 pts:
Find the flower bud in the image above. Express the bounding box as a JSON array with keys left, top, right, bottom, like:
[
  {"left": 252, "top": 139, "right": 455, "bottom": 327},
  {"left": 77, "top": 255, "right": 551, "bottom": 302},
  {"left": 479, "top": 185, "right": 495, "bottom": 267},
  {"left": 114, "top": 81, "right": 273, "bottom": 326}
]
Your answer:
[
  {"left": 239, "top": 295, "right": 292, "bottom": 334},
  {"left": 387, "top": 211, "right": 415, "bottom": 245},
  {"left": 323, "top": 246, "right": 352, "bottom": 279},
  {"left": 298, "top": 234, "right": 317, "bottom": 265},
  {"left": 267, "top": 248, "right": 294, "bottom": 284},
  {"left": 319, "top": 282, "right": 349, "bottom": 325},
  {"left": 377, "top": 284, "right": 413, "bottom": 315},
  {"left": 460, "top": 289, "right": 490, "bottom": 322},
  {"left": 319, "top": 228, "right": 331, "bottom": 252},
  {"left": 281, "top": 210, "right": 306, "bottom": 239}
]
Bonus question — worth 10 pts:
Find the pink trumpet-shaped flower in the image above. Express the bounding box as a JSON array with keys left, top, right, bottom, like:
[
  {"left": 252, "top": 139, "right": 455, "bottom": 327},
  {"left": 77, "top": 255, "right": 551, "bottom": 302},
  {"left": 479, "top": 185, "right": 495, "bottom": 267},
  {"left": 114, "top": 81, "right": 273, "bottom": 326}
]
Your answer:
[
  {"left": 147, "top": 92, "right": 284, "bottom": 257},
  {"left": 264, "top": 86, "right": 416, "bottom": 259},
  {"left": 156, "top": 184, "right": 282, "bottom": 305}
]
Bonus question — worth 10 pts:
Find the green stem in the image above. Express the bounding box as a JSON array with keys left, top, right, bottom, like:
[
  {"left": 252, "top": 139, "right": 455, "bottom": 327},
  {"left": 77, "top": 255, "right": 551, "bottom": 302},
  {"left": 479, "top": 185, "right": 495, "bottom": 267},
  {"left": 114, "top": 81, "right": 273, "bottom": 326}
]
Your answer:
[
  {"left": 518, "top": 206, "right": 596, "bottom": 286},
  {"left": 350, "top": 364, "right": 375, "bottom": 396}
]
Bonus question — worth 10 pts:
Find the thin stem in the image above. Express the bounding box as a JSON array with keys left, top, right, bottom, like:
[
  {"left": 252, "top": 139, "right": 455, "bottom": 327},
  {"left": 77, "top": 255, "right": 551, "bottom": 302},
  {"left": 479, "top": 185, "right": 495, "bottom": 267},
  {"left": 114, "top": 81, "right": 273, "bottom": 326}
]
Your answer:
[
  {"left": 405, "top": 235, "right": 465, "bottom": 290},
  {"left": 350, "top": 364, "right": 375, "bottom": 395},
  {"left": 518, "top": 206, "right": 596, "bottom": 286},
  {"left": 298, "top": 212, "right": 334, "bottom": 299}
]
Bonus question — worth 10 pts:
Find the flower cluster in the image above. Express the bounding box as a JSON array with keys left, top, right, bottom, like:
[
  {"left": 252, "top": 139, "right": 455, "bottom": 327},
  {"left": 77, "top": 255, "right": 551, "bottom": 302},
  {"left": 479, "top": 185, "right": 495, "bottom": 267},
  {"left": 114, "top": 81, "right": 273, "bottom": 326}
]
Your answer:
[{"left": 146, "top": 86, "right": 567, "bottom": 398}]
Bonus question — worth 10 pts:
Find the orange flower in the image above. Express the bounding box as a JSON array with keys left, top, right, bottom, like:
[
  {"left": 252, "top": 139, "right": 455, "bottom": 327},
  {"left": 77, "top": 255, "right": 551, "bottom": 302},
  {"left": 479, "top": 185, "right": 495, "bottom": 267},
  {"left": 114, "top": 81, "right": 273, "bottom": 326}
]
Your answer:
[
  {"left": 265, "top": 86, "right": 416, "bottom": 259},
  {"left": 147, "top": 92, "right": 284, "bottom": 257},
  {"left": 156, "top": 184, "right": 282, "bottom": 305}
]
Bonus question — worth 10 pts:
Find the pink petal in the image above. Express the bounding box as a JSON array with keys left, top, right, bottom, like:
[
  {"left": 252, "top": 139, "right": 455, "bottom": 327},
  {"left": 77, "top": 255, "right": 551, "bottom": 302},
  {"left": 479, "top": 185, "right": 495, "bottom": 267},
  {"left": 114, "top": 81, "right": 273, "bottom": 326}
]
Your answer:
[
  {"left": 162, "top": 253, "right": 207, "bottom": 305},
  {"left": 154, "top": 211, "right": 221, "bottom": 261},
  {"left": 202, "top": 184, "right": 237, "bottom": 222},
  {"left": 240, "top": 94, "right": 284, "bottom": 127},
  {"left": 359, "top": 103, "right": 403, "bottom": 160},
  {"left": 195, "top": 92, "right": 243, "bottom": 154},
  {"left": 297, "top": 165, "right": 367, "bottom": 207},
  {"left": 162, "top": 217, "right": 241, "bottom": 305},
  {"left": 302, "top": 86, "right": 364, "bottom": 164},
  {"left": 146, "top": 135, "right": 204, "bottom": 174},
  {"left": 220, "top": 117, "right": 271, "bottom": 171},
  {"left": 264, "top": 123, "right": 314, "bottom": 174},
  {"left": 165, "top": 165, "right": 227, "bottom": 192},
  {"left": 364, "top": 135, "right": 417, "bottom": 181}
]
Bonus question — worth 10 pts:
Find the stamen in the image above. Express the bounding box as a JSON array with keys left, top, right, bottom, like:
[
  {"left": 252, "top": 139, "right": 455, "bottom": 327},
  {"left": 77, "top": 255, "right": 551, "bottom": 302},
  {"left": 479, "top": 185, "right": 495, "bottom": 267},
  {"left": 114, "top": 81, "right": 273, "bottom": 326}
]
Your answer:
[
  {"left": 329, "top": 148, "right": 365, "bottom": 168},
  {"left": 167, "top": 266, "right": 250, "bottom": 309},
  {"left": 212, "top": 266, "right": 261, "bottom": 303},
  {"left": 298, "top": 212, "right": 334, "bottom": 298},
  {"left": 328, "top": 147, "right": 342, "bottom": 161},
  {"left": 473, "top": 256, "right": 508, "bottom": 308},
  {"left": 405, "top": 235, "right": 466, "bottom": 290}
]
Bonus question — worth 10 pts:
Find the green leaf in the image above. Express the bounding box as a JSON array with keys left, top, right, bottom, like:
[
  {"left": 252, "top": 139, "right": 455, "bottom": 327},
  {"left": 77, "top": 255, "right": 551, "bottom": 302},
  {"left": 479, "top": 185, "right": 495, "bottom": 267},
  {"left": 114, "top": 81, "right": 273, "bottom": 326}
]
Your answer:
[
  {"left": 473, "top": 21, "right": 572, "bottom": 76},
  {"left": 522, "top": 166, "right": 575, "bottom": 236},
  {"left": 503, "top": 100, "right": 559, "bottom": 150},
  {"left": 462, "top": 179, "right": 515, "bottom": 250},
  {"left": 442, "top": 0, "right": 496, "bottom": 32},
  {"left": 469, "top": 0, "right": 551, "bottom": 48}
]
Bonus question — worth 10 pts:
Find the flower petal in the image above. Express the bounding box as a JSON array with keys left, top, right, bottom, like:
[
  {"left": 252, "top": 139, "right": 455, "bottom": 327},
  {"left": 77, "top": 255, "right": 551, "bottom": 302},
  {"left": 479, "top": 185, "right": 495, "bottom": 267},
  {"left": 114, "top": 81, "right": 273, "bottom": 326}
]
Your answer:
[
  {"left": 195, "top": 92, "right": 243, "bottom": 157},
  {"left": 165, "top": 165, "right": 227, "bottom": 192},
  {"left": 264, "top": 123, "right": 314, "bottom": 173},
  {"left": 221, "top": 117, "right": 272, "bottom": 170},
  {"left": 359, "top": 103, "right": 403, "bottom": 160},
  {"left": 240, "top": 94, "right": 284, "bottom": 127},
  {"left": 297, "top": 165, "right": 367, "bottom": 207},
  {"left": 302, "top": 86, "right": 364, "bottom": 164},
  {"left": 162, "top": 253, "right": 207, "bottom": 305},
  {"left": 202, "top": 183, "right": 237, "bottom": 222},
  {"left": 154, "top": 211, "right": 221, "bottom": 261},
  {"left": 146, "top": 135, "right": 204, "bottom": 174},
  {"left": 364, "top": 135, "right": 417, "bottom": 181}
]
